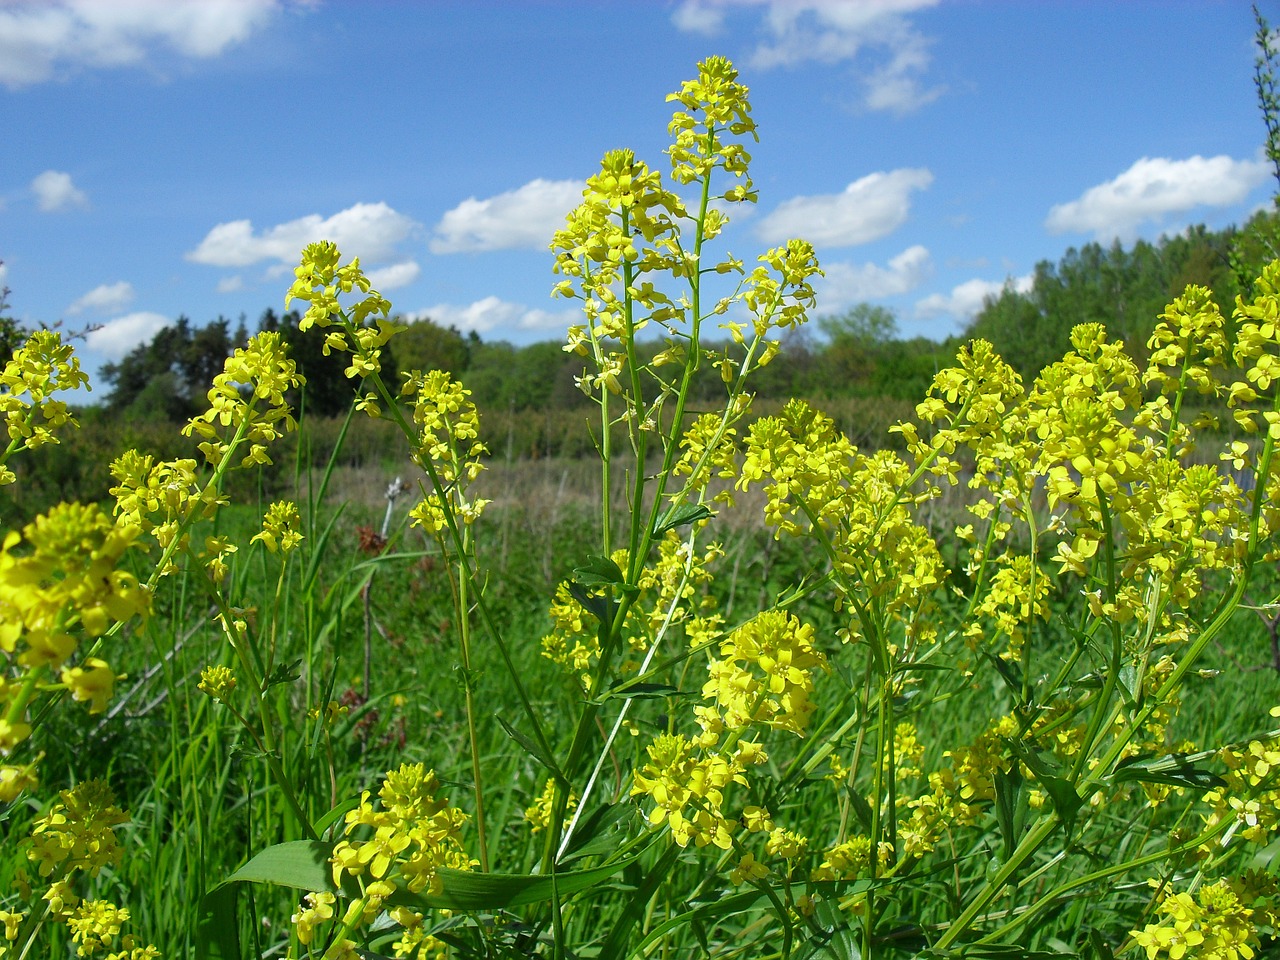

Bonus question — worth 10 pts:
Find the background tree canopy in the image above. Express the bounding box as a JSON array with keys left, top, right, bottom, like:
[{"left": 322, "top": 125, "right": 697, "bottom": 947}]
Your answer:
[{"left": 91, "top": 210, "right": 1278, "bottom": 425}]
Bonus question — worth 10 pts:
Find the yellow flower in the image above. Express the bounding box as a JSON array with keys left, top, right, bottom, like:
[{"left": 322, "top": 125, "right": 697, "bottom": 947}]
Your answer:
[
  {"left": 251, "top": 500, "right": 303, "bottom": 554},
  {"left": 59, "top": 657, "right": 116, "bottom": 714},
  {"left": 197, "top": 665, "right": 237, "bottom": 702}
]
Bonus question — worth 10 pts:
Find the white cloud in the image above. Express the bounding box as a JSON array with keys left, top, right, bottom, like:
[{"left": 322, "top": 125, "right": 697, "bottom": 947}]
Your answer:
[
  {"left": 187, "top": 202, "right": 420, "bottom": 268},
  {"left": 68, "top": 280, "right": 134, "bottom": 315},
  {"left": 31, "top": 170, "right": 88, "bottom": 212},
  {"left": 0, "top": 0, "right": 281, "bottom": 88},
  {"left": 366, "top": 261, "right": 421, "bottom": 290},
  {"left": 408, "top": 296, "right": 577, "bottom": 336},
  {"left": 0, "top": 263, "right": 8, "bottom": 285},
  {"left": 86, "top": 311, "right": 170, "bottom": 361},
  {"left": 430, "top": 179, "right": 584, "bottom": 254},
  {"left": 671, "top": 0, "right": 943, "bottom": 112},
  {"left": 915, "top": 273, "right": 1033, "bottom": 321},
  {"left": 815, "top": 245, "right": 932, "bottom": 310},
  {"left": 216, "top": 275, "right": 244, "bottom": 293},
  {"left": 757, "top": 168, "right": 932, "bottom": 247},
  {"left": 1046, "top": 155, "right": 1270, "bottom": 240}
]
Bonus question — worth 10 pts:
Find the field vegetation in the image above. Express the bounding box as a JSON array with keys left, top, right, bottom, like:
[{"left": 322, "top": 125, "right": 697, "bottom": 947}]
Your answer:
[{"left": 1, "top": 42, "right": 1280, "bottom": 960}]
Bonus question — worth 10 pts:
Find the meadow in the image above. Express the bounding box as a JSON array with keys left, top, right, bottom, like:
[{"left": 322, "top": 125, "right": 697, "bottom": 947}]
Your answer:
[{"left": 2, "top": 56, "right": 1280, "bottom": 960}]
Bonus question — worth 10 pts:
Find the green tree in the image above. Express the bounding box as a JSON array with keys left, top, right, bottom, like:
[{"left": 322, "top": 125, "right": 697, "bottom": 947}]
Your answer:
[
  {"left": 390, "top": 316, "right": 471, "bottom": 378},
  {"left": 100, "top": 316, "right": 236, "bottom": 421}
]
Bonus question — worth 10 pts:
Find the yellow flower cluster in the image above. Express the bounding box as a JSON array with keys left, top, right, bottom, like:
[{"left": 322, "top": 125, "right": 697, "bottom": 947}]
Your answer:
[
  {"left": 285, "top": 241, "right": 401, "bottom": 415},
  {"left": 630, "top": 732, "right": 766, "bottom": 848},
  {"left": 970, "top": 553, "right": 1050, "bottom": 659},
  {"left": 1201, "top": 728, "right": 1280, "bottom": 847},
  {"left": 318, "top": 763, "right": 472, "bottom": 944},
  {"left": 250, "top": 500, "right": 303, "bottom": 554},
  {"left": 402, "top": 370, "right": 489, "bottom": 534},
  {"left": 0, "top": 330, "right": 90, "bottom": 485},
  {"left": 741, "top": 399, "right": 945, "bottom": 652},
  {"left": 0, "top": 780, "right": 160, "bottom": 958},
  {"left": 0, "top": 502, "right": 148, "bottom": 794},
  {"left": 108, "top": 453, "right": 215, "bottom": 566},
  {"left": 182, "top": 330, "right": 304, "bottom": 470},
  {"left": 523, "top": 777, "right": 578, "bottom": 835},
  {"left": 1131, "top": 880, "right": 1258, "bottom": 960},
  {"left": 196, "top": 664, "right": 236, "bottom": 702},
  {"left": 666, "top": 54, "right": 757, "bottom": 191},
  {"left": 540, "top": 532, "right": 722, "bottom": 684},
  {"left": 698, "top": 610, "right": 827, "bottom": 739},
  {"left": 810, "top": 835, "right": 873, "bottom": 882}
]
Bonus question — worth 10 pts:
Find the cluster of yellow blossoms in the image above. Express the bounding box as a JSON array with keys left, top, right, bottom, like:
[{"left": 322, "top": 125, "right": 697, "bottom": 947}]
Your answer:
[
  {"left": 402, "top": 371, "right": 489, "bottom": 534},
  {"left": 292, "top": 764, "right": 472, "bottom": 956},
  {"left": 285, "top": 241, "right": 400, "bottom": 414},
  {"left": 2, "top": 780, "right": 158, "bottom": 959},
  {"left": 0, "top": 330, "right": 90, "bottom": 485},
  {"left": 1130, "top": 880, "right": 1267, "bottom": 960},
  {"left": 540, "top": 531, "right": 722, "bottom": 685},
  {"left": 0, "top": 502, "right": 149, "bottom": 798}
]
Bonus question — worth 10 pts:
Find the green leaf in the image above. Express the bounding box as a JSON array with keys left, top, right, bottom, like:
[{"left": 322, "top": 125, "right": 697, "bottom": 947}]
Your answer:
[
  {"left": 568, "top": 582, "right": 619, "bottom": 629},
  {"left": 1110, "top": 750, "right": 1225, "bottom": 790},
  {"left": 263, "top": 657, "right": 303, "bottom": 689},
  {"left": 198, "top": 841, "right": 338, "bottom": 960},
  {"left": 844, "top": 785, "right": 875, "bottom": 834},
  {"left": 807, "top": 896, "right": 861, "bottom": 960},
  {"left": 1004, "top": 739, "right": 1083, "bottom": 830},
  {"left": 993, "top": 765, "right": 1028, "bottom": 863},
  {"left": 572, "top": 554, "right": 626, "bottom": 587},
  {"left": 395, "top": 857, "right": 639, "bottom": 912},
  {"left": 653, "top": 502, "right": 713, "bottom": 536},
  {"left": 496, "top": 714, "right": 566, "bottom": 784},
  {"left": 980, "top": 650, "right": 1025, "bottom": 706},
  {"left": 596, "top": 681, "right": 687, "bottom": 704},
  {"left": 560, "top": 802, "right": 638, "bottom": 862}
]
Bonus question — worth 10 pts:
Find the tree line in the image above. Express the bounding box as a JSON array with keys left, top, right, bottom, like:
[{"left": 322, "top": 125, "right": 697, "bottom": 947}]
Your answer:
[{"left": 91, "top": 208, "right": 1278, "bottom": 425}]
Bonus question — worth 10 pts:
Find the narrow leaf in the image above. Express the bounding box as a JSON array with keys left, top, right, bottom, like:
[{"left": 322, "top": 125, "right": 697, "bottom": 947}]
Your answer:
[
  {"left": 653, "top": 503, "right": 713, "bottom": 536},
  {"left": 496, "top": 714, "right": 566, "bottom": 784}
]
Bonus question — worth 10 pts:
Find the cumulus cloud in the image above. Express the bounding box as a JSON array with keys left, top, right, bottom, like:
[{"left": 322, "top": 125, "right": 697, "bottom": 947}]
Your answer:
[
  {"left": 430, "top": 179, "right": 583, "bottom": 254},
  {"left": 187, "top": 202, "right": 420, "bottom": 268},
  {"left": 671, "top": 0, "right": 943, "bottom": 112},
  {"left": 68, "top": 280, "right": 134, "bottom": 315},
  {"left": 86, "top": 311, "right": 170, "bottom": 361},
  {"left": 0, "top": 0, "right": 282, "bottom": 88},
  {"left": 366, "top": 261, "right": 421, "bottom": 290},
  {"left": 915, "top": 273, "right": 1033, "bottom": 321},
  {"left": 31, "top": 170, "right": 88, "bottom": 212},
  {"left": 814, "top": 245, "right": 932, "bottom": 310},
  {"left": 216, "top": 275, "right": 244, "bottom": 293},
  {"left": 408, "top": 296, "right": 577, "bottom": 336},
  {"left": 1046, "top": 155, "right": 1270, "bottom": 241},
  {"left": 757, "top": 168, "right": 932, "bottom": 247}
]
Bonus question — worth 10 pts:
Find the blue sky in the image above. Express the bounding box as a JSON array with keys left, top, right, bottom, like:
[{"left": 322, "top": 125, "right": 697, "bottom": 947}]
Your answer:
[{"left": 1, "top": 0, "right": 1273, "bottom": 385}]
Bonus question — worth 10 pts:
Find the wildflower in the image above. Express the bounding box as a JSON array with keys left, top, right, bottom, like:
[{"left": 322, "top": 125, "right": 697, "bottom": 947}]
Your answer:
[
  {"left": 1130, "top": 881, "right": 1258, "bottom": 960},
  {"left": 291, "top": 891, "right": 335, "bottom": 946},
  {"left": 0, "top": 330, "right": 90, "bottom": 483},
  {"left": 27, "top": 779, "right": 127, "bottom": 879},
  {"left": 524, "top": 777, "right": 577, "bottom": 834},
  {"left": 59, "top": 658, "right": 116, "bottom": 714},
  {"left": 251, "top": 500, "right": 303, "bottom": 554},
  {"left": 183, "top": 330, "right": 304, "bottom": 469},
  {"left": 730, "top": 851, "right": 768, "bottom": 885},
  {"left": 197, "top": 665, "right": 237, "bottom": 702},
  {"left": 329, "top": 764, "right": 472, "bottom": 904}
]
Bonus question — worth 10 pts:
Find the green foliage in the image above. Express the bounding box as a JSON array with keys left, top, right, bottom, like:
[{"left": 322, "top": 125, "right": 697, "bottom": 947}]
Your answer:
[
  {"left": 101, "top": 314, "right": 245, "bottom": 420},
  {"left": 7, "top": 51, "right": 1280, "bottom": 960},
  {"left": 967, "top": 231, "right": 1242, "bottom": 379}
]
